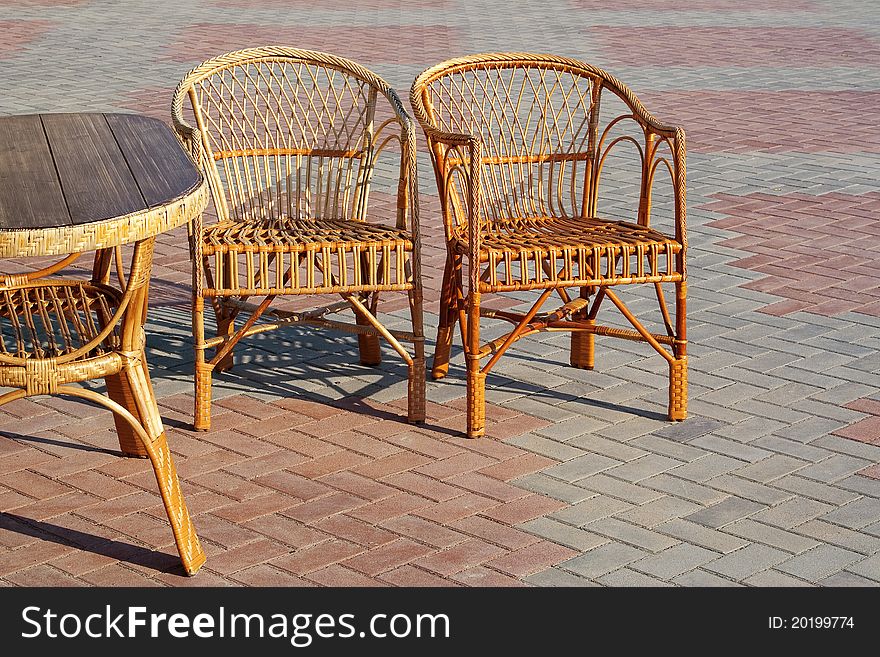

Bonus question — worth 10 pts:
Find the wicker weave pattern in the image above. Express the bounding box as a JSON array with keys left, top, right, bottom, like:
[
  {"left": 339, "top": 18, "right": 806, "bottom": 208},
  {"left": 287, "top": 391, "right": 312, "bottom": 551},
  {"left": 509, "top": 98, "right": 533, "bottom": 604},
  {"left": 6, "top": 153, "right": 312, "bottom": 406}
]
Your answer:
[
  {"left": 173, "top": 48, "right": 425, "bottom": 431},
  {"left": 411, "top": 53, "right": 688, "bottom": 438}
]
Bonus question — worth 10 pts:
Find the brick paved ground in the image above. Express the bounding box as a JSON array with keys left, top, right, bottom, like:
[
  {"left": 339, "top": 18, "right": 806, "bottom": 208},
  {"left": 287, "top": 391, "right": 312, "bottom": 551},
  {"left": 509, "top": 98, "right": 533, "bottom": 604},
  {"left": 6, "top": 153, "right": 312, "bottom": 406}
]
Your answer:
[{"left": 1, "top": 0, "right": 879, "bottom": 587}]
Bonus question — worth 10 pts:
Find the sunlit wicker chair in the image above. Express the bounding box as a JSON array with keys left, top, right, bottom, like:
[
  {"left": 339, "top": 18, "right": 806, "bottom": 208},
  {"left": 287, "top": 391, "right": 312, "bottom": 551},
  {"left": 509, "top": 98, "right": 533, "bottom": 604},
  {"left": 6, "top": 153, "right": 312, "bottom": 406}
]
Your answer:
[
  {"left": 172, "top": 47, "right": 425, "bottom": 430},
  {"left": 411, "top": 53, "right": 687, "bottom": 438}
]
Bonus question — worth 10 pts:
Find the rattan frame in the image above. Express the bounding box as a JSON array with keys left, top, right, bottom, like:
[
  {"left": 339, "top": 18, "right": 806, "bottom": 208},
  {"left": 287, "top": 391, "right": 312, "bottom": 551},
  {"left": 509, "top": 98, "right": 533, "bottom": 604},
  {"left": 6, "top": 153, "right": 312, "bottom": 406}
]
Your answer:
[
  {"left": 172, "top": 47, "right": 426, "bottom": 431},
  {"left": 411, "top": 53, "right": 688, "bottom": 438}
]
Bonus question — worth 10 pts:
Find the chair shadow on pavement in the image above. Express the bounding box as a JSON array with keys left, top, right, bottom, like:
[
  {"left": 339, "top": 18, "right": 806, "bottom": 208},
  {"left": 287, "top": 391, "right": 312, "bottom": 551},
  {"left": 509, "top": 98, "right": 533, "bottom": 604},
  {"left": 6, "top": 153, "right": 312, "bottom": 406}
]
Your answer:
[{"left": 1, "top": 512, "right": 187, "bottom": 576}]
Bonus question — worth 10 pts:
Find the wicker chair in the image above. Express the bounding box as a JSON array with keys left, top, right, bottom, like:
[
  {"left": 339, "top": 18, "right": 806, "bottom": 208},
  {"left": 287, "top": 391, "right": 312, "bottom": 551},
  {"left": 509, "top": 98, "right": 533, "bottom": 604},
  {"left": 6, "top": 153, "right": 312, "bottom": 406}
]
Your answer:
[
  {"left": 172, "top": 48, "right": 425, "bottom": 430},
  {"left": 411, "top": 53, "right": 688, "bottom": 438}
]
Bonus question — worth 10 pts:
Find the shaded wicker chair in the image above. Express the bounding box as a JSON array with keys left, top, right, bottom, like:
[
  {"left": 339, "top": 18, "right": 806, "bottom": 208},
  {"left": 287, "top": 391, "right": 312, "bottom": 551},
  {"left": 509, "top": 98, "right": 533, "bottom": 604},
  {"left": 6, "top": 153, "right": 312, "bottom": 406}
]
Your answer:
[
  {"left": 411, "top": 53, "right": 688, "bottom": 438},
  {"left": 172, "top": 47, "right": 425, "bottom": 430}
]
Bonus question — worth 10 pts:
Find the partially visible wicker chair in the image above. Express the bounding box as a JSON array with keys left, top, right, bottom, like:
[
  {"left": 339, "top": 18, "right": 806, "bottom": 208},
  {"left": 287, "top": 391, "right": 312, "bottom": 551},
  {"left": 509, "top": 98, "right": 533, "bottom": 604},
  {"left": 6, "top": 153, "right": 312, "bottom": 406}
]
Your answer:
[
  {"left": 411, "top": 53, "right": 688, "bottom": 438},
  {"left": 172, "top": 48, "right": 425, "bottom": 430}
]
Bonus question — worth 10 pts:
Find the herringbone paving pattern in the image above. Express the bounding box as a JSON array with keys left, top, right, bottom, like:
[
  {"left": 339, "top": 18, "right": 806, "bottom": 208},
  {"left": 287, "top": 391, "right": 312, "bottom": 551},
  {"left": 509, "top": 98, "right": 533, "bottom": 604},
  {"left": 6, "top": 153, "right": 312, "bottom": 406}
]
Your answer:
[{"left": 1, "top": 0, "right": 879, "bottom": 587}]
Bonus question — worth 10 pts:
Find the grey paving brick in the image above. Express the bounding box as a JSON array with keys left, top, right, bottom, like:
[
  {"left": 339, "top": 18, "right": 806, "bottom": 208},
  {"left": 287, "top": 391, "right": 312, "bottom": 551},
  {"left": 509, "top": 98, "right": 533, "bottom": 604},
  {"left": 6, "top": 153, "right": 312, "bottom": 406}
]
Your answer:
[
  {"left": 593, "top": 416, "right": 670, "bottom": 441},
  {"left": 629, "top": 435, "right": 708, "bottom": 462},
  {"left": 657, "top": 519, "right": 749, "bottom": 554},
  {"left": 541, "top": 453, "right": 622, "bottom": 482},
  {"left": 604, "top": 454, "right": 684, "bottom": 483},
  {"left": 772, "top": 476, "right": 861, "bottom": 506},
  {"left": 575, "top": 474, "right": 664, "bottom": 505},
  {"left": 549, "top": 495, "right": 633, "bottom": 527},
  {"left": 567, "top": 434, "right": 648, "bottom": 462},
  {"left": 734, "top": 400, "right": 812, "bottom": 425},
  {"left": 821, "top": 497, "right": 880, "bottom": 530},
  {"left": 704, "top": 544, "right": 790, "bottom": 581},
  {"left": 723, "top": 519, "right": 820, "bottom": 555},
  {"left": 751, "top": 436, "right": 834, "bottom": 463},
  {"left": 699, "top": 383, "right": 765, "bottom": 407},
  {"left": 744, "top": 570, "right": 813, "bottom": 587},
  {"left": 653, "top": 417, "right": 723, "bottom": 442},
  {"left": 772, "top": 417, "right": 849, "bottom": 443},
  {"left": 519, "top": 517, "right": 610, "bottom": 552},
  {"left": 707, "top": 474, "right": 793, "bottom": 506},
  {"left": 585, "top": 517, "right": 680, "bottom": 553},
  {"left": 775, "top": 544, "right": 863, "bottom": 582},
  {"left": 735, "top": 455, "right": 810, "bottom": 483},
  {"left": 794, "top": 520, "right": 880, "bottom": 556},
  {"left": 671, "top": 454, "right": 747, "bottom": 483},
  {"left": 630, "top": 543, "right": 720, "bottom": 580},
  {"left": 513, "top": 473, "right": 596, "bottom": 504},
  {"left": 505, "top": 396, "right": 577, "bottom": 422},
  {"left": 715, "top": 417, "right": 789, "bottom": 442},
  {"left": 844, "top": 553, "right": 880, "bottom": 582},
  {"left": 525, "top": 568, "right": 599, "bottom": 587},
  {"left": 751, "top": 498, "right": 835, "bottom": 530},
  {"left": 617, "top": 496, "right": 703, "bottom": 528},
  {"left": 597, "top": 568, "right": 674, "bottom": 587},
  {"left": 672, "top": 569, "right": 742, "bottom": 587},
  {"left": 643, "top": 474, "right": 728, "bottom": 505},
  {"left": 684, "top": 497, "right": 766, "bottom": 528},
  {"left": 819, "top": 571, "right": 880, "bottom": 587},
  {"left": 835, "top": 476, "right": 880, "bottom": 498},
  {"left": 797, "top": 455, "right": 875, "bottom": 484},
  {"left": 791, "top": 399, "right": 867, "bottom": 424},
  {"left": 534, "top": 416, "right": 609, "bottom": 441},
  {"left": 559, "top": 542, "right": 648, "bottom": 579},
  {"left": 812, "top": 436, "right": 880, "bottom": 462},
  {"left": 506, "top": 434, "right": 585, "bottom": 461},
  {"left": 687, "top": 401, "right": 752, "bottom": 424},
  {"left": 691, "top": 435, "right": 771, "bottom": 463}
]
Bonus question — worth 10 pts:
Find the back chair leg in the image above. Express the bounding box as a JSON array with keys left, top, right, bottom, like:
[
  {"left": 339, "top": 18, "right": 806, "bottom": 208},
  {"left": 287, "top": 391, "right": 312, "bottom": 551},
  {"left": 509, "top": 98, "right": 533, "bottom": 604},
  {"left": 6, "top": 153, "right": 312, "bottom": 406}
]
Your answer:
[
  {"left": 192, "top": 295, "right": 213, "bottom": 431},
  {"left": 104, "top": 371, "right": 150, "bottom": 457},
  {"left": 432, "top": 255, "right": 458, "bottom": 380},
  {"left": 466, "top": 290, "right": 485, "bottom": 439},
  {"left": 669, "top": 280, "right": 688, "bottom": 421},
  {"left": 215, "top": 310, "right": 235, "bottom": 373},
  {"left": 356, "top": 299, "right": 382, "bottom": 366},
  {"left": 570, "top": 286, "right": 595, "bottom": 369}
]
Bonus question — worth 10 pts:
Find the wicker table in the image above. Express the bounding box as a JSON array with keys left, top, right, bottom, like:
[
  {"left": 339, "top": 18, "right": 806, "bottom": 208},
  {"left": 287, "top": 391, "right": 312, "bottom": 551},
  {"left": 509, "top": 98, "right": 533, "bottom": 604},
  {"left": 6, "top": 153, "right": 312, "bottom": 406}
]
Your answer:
[{"left": 0, "top": 113, "right": 208, "bottom": 575}]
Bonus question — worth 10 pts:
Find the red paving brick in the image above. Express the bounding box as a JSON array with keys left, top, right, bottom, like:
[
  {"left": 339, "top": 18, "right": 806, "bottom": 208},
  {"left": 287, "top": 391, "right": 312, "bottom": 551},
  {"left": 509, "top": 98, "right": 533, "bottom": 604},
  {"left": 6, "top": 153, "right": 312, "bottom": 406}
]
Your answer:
[
  {"left": 413, "top": 539, "right": 507, "bottom": 577},
  {"left": 379, "top": 564, "right": 458, "bottom": 587},
  {"left": 342, "top": 538, "right": 435, "bottom": 577},
  {"left": 486, "top": 542, "right": 580, "bottom": 577},
  {"left": 305, "top": 564, "right": 385, "bottom": 587},
  {"left": 0, "top": 20, "right": 54, "bottom": 61},
  {"left": 271, "top": 539, "right": 364, "bottom": 576},
  {"left": 452, "top": 566, "right": 529, "bottom": 587},
  {"left": 833, "top": 416, "right": 880, "bottom": 445}
]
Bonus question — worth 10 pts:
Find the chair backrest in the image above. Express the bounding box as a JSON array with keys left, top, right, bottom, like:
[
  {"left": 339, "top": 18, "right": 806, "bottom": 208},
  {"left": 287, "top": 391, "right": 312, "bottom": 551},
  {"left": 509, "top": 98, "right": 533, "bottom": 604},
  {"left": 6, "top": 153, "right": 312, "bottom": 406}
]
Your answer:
[
  {"left": 173, "top": 47, "right": 415, "bottom": 226},
  {"left": 411, "top": 53, "right": 663, "bottom": 229}
]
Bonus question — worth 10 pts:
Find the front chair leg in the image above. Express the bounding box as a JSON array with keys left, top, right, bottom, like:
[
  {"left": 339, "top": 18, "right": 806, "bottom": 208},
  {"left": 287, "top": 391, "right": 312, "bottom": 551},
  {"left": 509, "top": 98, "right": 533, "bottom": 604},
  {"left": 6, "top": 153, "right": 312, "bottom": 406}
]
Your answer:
[
  {"left": 465, "top": 290, "right": 485, "bottom": 439},
  {"left": 432, "top": 254, "right": 458, "bottom": 380},
  {"left": 669, "top": 279, "right": 688, "bottom": 421},
  {"left": 570, "top": 286, "right": 595, "bottom": 369}
]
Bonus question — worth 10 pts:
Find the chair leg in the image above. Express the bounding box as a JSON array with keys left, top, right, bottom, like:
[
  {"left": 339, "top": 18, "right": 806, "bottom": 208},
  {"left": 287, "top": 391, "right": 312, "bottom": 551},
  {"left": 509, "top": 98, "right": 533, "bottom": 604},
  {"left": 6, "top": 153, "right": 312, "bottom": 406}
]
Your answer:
[
  {"left": 570, "top": 286, "right": 595, "bottom": 369},
  {"left": 356, "top": 296, "right": 382, "bottom": 366},
  {"left": 192, "top": 296, "right": 213, "bottom": 431},
  {"left": 466, "top": 289, "right": 485, "bottom": 439},
  {"left": 104, "top": 372, "right": 149, "bottom": 458},
  {"left": 669, "top": 279, "right": 688, "bottom": 421},
  {"left": 215, "top": 310, "right": 235, "bottom": 373},
  {"left": 126, "top": 357, "right": 206, "bottom": 575},
  {"left": 408, "top": 287, "right": 427, "bottom": 424},
  {"left": 432, "top": 255, "right": 458, "bottom": 380}
]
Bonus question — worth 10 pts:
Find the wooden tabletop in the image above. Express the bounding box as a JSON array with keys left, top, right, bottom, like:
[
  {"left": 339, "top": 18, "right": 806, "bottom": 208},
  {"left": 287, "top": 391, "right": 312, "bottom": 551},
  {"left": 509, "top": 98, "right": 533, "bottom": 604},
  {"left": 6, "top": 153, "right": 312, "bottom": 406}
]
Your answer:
[{"left": 0, "top": 113, "right": 207, "bottom": 257}]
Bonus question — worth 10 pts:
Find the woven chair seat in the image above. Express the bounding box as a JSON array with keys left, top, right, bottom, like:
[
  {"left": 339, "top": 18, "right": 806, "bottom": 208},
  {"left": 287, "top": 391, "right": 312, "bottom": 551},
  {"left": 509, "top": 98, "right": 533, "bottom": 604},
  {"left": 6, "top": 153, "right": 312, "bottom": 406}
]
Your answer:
[
  {"left": 202, "top": 217, "right": 413, "bottom": 254},
  {"left": 458, "top": 216, "right": 679, "bottom": 258},
  {"left": 0, "top": 282, "right": 122, "bottom": 360}
]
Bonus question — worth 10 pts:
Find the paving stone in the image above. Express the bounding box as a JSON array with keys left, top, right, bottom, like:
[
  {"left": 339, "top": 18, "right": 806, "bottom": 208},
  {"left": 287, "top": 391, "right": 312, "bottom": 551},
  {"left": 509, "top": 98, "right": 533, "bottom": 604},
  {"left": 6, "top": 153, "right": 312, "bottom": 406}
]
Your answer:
[
  {"left": 707, "top": 475, "right": 794, "bottom": 506},
  {"left": 671, "top": 454, "right": 747, "bottom": 483},
  {"left": 657, "top": 519, "right": 749, "bottom": 554},
  {"left": 723, "top": 519, "right": 820, "bottom": 554},
  {"left": 617, "top": 496, "right": 703, "bottom": 528},
  {"left": 629, "top": 435, "right": 708, "bottom": 462},
  {"left": 775, "top": 544, "right": 863, "bottom": 582},
  {"left": 605, "top": 454, "right": 685, "bottom": 483},
  {"left": 525, "top": 568, "right": 599, "bottom": 587},
  {"left": 751, "top": 436, "right": 835, "bottom": 463},
  {"left": 844, "top": 553, "right": 880, "bottom": 582},
  {"left": 567, "top": 434, "right": 648, "bottom": 462},
  {"left": 684, "top": 497, "right": 766, "bottom": 528},
  {"left": 672, "top": 569, "right": 742, "bottom": 587},
  {"left": 794, "top": 520, "right": 880, "bottom": 555},
  {"left": 585, "top": 517, "right": 680, "bottom": 553},
  {"left": 519, "top": 517, "right": 609, "bottom": 552},
  {"left": 797, "top": 455, "right": 875, "bottom": 483},
  {"left": 558, "top": 542, "right": 648, "bottom": 579},
  {"left": 549, "top": 495, "right": 633, "bottom": 527},
  {"left": 751, "top": 498, "right": 835, "bottom": 530},
  {"left": 631, "top": 544, "right": 720, "bottom": 580},
  {"left": 703, "top": 544, "right": 790, "bottom": 581},
  {"left": 575, "top": 474, "right": 665, "bottom": 505},
  {"left": 735, "top": 455, "right": 810, "bottom": 483},
  {"left": 597, "top": 568, "right": 674, "bottom": 587},
  {"left": 642, "top": 474, "right": 728, "bottom": 505},
  {"left": 744, "top": 570, "right": 813, "bottom": 587},
  {"left": 653, "top": 417, "right": 723, "bottom": 442},
  {"left": 512, "top": 473, "right": 595, "bottom": 504},
  {"left": 690, "top": 435, "right": 771, "bottom": 463},
  {"left": 541, "top": 453, "right": 622, "bottom": 483},
  {"left": 821, "top": 497, "right": 880, "bottom": 530},
  {"left": 506, "top": 434, "right": 585, "bottom": 462},
  {"left": 771, "top": 476, "right": 860, "bottom": 506},
  {"left": 819, "top": 571, "right": 880, "bottom": 587}
]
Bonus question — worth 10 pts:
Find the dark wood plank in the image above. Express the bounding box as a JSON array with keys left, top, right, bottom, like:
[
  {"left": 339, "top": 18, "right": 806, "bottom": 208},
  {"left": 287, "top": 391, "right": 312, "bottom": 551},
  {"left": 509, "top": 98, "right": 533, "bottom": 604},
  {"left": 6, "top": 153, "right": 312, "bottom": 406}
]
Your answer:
[
  {"left": 41, "top": 113, "right": 146, "bottom": 225},
  {"left": 106, "top": 114, "right": 200, "bottom": 208},
  {"left": 0, "top": 115, "right": 70, "bottom": 229}
]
